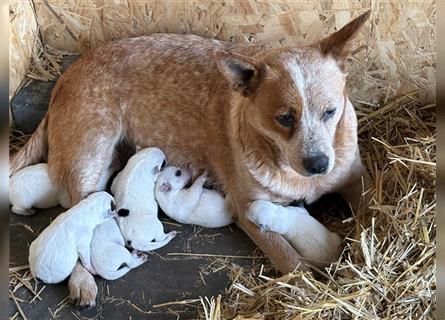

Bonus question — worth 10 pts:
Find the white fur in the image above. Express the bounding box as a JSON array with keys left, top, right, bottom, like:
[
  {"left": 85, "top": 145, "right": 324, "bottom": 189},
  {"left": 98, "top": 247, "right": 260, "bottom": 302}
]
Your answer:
[
  {"left": 10, "top": 162, "right": 118, "bottom": 215},
  {"left": 29, "top": 191, "right": 116, "bottom": 283},
  {"left": 155, "top": 166, "right": 233, "bottom": 228},
  {"left": 90, "top": 218, "right": 148, "bottom": 280},
  {"left": 248, "top": 200, "right": 342, "bottom": 268},
  {"left": 9, "top": 163, "right": 70, "bottom": 215},
  {"left": 111, "top": 147, "right": 176, "bottom": 251}
]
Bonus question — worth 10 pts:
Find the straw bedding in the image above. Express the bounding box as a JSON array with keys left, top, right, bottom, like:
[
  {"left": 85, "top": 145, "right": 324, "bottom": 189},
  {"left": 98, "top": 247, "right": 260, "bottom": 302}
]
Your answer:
[{"left": 195, "top": 93, "right": 436, "bottom": 320}]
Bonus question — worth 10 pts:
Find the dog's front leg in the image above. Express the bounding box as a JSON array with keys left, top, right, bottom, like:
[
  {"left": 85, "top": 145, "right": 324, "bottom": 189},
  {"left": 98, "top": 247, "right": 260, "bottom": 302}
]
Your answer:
[{"left": 337, "top": 152, "right": 372, "bottom": 212}]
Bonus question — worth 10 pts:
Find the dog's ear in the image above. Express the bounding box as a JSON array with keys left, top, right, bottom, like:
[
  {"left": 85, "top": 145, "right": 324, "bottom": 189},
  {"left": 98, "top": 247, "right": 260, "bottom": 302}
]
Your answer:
[
  {"left": 160, "top": 182, "right": 171, "bottom": 192},
  {"left": 315, "top": 10, "right": 370, "bottom": 69},
  {"left": 216, "top": 52, "right": 265, "bottom": 97}
]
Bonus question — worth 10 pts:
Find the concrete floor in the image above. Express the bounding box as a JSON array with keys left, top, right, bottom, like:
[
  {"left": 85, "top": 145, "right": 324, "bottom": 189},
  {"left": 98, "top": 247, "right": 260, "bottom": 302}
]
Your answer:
[{"left": 9, "top": 55, "right": 351, "bottom": 319}]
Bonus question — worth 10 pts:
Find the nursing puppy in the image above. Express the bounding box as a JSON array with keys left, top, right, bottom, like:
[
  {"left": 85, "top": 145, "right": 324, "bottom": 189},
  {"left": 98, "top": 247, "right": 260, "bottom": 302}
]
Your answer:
[
  {"left": 155, "top": 166, "right": 233, "bottom": 228},
  {"left": 90, "top": 219, "right": 148, "bottom": 280},
  {"left": 11, "top": 13, "right": 371, "bottom": 306},
  {"left": 29, "top": 191, "right": 116, "bottom": 283},
  {"left": 9, "top": 163, "right": 70, "bottom": 215},
  {"left": 110, "top": 147, "right": 176, "bottom": 251},
  {"left": 9, "top": 162, "right": 118, "bottom": 215},
  {"left": 248, "top": 200, "right": 342, "bottom": 268}
]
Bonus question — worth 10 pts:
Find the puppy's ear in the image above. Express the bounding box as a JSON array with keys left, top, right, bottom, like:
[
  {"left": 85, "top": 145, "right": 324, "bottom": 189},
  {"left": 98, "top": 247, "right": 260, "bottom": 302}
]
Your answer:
[
  {"left": 216, "top": 52, "right": 266, "bottom": 97},
  {"left": 152, "top": 165, "right": 160, "bottom": 175},
  {"left": 160, "top": 182, "right": 171, "bottom": 192},
  {"left": 315, "top": 10, "right": 370, "bottom": 69}
]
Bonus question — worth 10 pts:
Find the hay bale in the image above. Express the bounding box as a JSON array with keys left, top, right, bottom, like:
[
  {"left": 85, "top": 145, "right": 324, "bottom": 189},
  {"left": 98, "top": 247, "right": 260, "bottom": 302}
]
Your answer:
[{"left": 9, "top": 0, "right": 38, "bottom": 100}]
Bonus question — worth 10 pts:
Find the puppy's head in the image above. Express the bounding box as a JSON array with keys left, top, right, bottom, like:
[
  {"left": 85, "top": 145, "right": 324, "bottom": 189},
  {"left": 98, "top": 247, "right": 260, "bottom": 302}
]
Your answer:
[
  {"left": 85, "top": 191, "right": 117, "bottom": 222},
  {"left": 156, "top": 166, "right": 192, "bottom": 194},
  {"left": 145, "top": 147, "right": 167, "bottom": 177},
  {"left": 217, "top": 11, "right": 369, "bottom": 177}
]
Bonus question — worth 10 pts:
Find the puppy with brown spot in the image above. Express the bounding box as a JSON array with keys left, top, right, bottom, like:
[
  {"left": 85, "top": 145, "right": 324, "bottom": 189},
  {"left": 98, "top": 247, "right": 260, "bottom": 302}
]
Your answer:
[{"left": 155, "top": 166, "right": 233, "bottom": 228}]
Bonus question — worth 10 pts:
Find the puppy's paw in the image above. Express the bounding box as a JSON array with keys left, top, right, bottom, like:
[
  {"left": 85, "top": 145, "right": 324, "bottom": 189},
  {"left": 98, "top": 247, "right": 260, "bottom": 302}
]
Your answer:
[
  {"left": 138, "top": 252, "right": 149, "bottom": 263},
  {"left": 11, "top": 206, "right": 36, "bottom": 216},
  {"left": 197, "top": 170, "right": 208, "bottom": 184},
  {"left": 166, "top": 230, "right": 177, "bottom": 239}
]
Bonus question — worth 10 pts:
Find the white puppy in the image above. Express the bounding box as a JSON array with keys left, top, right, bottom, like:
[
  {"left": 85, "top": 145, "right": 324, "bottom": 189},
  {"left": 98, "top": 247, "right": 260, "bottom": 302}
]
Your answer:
[
  {"left": 111, "top": 147, "right": 176, "bottom": 251},
  {"left": 248, "top": 200, "right": 343, "bottom": 269},
  {"left": 9, "top": 162, "right": 117, "bottom": 215},
  {"left": 90, "top": 218, "right": 148, "bottom": 280},
  {"left": 155, "top": 166, "right": 233, "bottom": 228},
  {"left": 29, "top": 191, "right": 116, "bottom": 283},
  {"left": 9, "top": 163, "right": 70, "bottom": 215}
]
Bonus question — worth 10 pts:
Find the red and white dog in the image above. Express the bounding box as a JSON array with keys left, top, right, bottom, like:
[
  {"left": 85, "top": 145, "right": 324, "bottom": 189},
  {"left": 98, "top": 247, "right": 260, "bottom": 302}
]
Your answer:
[{"left": 11, "top": 11, "right": 371, "bottom": 307}]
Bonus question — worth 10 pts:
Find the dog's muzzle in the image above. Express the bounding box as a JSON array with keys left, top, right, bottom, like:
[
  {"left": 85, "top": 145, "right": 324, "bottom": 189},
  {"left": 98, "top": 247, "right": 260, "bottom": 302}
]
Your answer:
[{"left": 303, "top": 153, "right": 329, "bottom": 175}]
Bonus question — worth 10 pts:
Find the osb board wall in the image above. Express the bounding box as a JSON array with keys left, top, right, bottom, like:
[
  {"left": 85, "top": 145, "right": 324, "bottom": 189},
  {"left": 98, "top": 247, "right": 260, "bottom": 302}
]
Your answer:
[
  {"left": 9, "top": 0, "right": 38, "bottom": 101},
  {"left": 31, "top": 0, "right": 435, "bottom": 105}
]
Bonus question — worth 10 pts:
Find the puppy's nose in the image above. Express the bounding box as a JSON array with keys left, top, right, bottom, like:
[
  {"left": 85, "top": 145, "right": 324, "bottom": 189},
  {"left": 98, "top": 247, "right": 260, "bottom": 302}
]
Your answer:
[
  {"left": 175, "top": 170, "right": 181, "bottom": 177},
  {"left": 303, "top": 154, "right": 329, "bottom": 175}
]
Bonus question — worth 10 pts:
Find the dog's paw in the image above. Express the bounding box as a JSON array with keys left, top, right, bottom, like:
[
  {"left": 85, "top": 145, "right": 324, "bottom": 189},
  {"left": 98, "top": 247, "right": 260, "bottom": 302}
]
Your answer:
[
  {"left": 68, "top": 264, "right": 98, "bottom": 309},
  {"left": 69, "top": 279, "right": 97, "bottom": 309}
]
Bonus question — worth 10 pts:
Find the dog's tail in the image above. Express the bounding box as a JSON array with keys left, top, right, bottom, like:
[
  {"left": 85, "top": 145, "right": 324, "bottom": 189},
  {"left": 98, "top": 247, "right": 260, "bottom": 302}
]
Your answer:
[{"left": 9, "top": 114, "right": 49, "bottom": 176}]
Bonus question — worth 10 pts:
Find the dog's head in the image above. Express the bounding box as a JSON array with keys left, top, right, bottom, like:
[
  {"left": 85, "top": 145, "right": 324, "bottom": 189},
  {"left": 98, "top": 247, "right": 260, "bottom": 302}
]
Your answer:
[{"left": 217, "top": 11, "right": 369, "bottom": 177}]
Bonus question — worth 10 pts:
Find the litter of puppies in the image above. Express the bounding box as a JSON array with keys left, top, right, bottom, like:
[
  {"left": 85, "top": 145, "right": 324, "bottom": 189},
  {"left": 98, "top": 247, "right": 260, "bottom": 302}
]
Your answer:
[{"left": 9, "top": 144, "right": 347, "bottom": 305}]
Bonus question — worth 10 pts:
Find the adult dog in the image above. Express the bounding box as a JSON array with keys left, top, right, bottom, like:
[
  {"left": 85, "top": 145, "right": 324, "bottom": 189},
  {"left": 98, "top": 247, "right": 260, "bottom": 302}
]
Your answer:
[{"left": 11, "top": 12, "right": 371, "bottom": 307}]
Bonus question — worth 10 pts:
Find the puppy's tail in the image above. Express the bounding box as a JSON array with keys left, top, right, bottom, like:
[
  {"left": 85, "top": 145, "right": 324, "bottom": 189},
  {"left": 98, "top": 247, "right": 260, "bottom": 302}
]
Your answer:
[{"left": 10, "top": 114, "right": 48, "bottom": 176}]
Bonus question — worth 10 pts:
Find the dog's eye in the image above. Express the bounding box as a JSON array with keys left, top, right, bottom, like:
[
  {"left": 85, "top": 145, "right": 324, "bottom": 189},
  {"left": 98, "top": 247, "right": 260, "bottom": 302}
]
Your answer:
[
  {"left": 275, "top": 113, "right": 295, "bottom": 128},
  {"left": 323, "top": 108, "right": 336, "bottom": 120}
]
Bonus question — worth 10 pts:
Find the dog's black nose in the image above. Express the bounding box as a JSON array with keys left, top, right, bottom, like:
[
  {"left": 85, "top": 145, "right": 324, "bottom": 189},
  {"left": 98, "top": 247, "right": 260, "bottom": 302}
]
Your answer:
[
  {"left": 175, "top": 170, "right": 181, "bottom": 177},
  {"left": 303, "top": 154, "right": 329, "bottom": 175}
]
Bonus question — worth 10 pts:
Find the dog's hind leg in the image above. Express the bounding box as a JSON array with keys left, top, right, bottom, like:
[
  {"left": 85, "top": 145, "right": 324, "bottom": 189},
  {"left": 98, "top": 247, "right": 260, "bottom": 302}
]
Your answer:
[
  {"left": 48, "top": 126, "right": 121, "bottom": 206},
  {"left": 48, "top": 120, "right": 121, "bottom": 308},
  {"left": 69, "top": 261, "right": 97, "bottom": 309}
]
